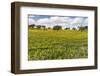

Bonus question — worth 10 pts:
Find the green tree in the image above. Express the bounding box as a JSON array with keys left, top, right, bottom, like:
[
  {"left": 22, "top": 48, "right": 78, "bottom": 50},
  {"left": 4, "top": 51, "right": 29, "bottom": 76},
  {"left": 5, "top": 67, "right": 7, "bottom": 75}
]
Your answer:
[{"left": 53, "top": 25, "right": 62, "bottom": 30}]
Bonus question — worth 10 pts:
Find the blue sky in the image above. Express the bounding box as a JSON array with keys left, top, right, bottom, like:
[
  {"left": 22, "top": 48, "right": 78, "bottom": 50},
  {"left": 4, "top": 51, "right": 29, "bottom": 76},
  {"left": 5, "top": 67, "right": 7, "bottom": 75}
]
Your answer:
[{"left": 28, "top": 15, "right": 88, "bottom": 28}]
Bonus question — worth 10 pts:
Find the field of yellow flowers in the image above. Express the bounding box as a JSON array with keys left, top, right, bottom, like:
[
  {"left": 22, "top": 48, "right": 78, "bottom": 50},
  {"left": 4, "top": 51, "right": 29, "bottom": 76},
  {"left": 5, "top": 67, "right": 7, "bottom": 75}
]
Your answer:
[{"left": 28, "top": 29, "right": 88, "bottom": 60}]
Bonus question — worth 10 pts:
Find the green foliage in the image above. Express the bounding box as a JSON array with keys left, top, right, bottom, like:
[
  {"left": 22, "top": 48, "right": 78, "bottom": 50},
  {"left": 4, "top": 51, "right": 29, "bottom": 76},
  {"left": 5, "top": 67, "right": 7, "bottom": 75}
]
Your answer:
[
  {"left": 79, "top": 26, "right": 88, "bottom": 31},
  {"left": 29, "top": 24, "right": 35, "bottom": 28},
  {"left": 53, "top": 26, "right": 62, "bottom": 30},
  {"left": 28, "top": 29, "right": 88, "bottom": 60},
  {"left": 36, "top": 25, "right": 41, "bottom": 29}
]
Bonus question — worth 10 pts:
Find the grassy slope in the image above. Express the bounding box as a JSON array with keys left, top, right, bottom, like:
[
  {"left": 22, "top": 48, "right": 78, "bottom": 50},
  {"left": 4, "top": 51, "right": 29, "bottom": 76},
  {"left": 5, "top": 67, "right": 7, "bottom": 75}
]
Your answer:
[{"left": 28, "top": 29, "right": 88, "bottom": 60}]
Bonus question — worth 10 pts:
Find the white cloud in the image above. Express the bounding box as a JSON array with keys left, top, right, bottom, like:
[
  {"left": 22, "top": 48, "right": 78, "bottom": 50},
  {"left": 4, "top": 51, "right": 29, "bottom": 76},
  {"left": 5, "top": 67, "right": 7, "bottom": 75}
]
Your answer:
[
  {"left": 50, "top": 16, "right": 72, "bottom": 23},
  {"left": 83, "top": 18, "right": 88, "bottom": 26},
  {"left": 35, "top": 16, "right": 72, "bottom": 28},
  {"left": 36, "top": 18, "right": 53, "bottom": 28},
  {"left": 71, "top": 17, "right": 84, "bottom": 24},
  {"left": 28, "top": 18, "right": 36, "bottom": 25},
  {"left": 37, "top": 18, "right": 50, "bottom": 24},
  {"left": 28, "top": 16, "right": 88, "bottom": 29},
  {"left": 36, "top": 16, "right": 71, "bottom": 27},
  {"left": 70, "top": 17, "right": 88, "bottom": 27}
]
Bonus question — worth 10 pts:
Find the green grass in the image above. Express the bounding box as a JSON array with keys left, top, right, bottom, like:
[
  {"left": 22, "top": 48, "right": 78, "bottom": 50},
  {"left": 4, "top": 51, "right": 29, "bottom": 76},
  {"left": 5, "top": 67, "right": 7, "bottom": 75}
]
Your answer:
[{"left": 28, "top": 29, "right": 88, "bottom": 60}]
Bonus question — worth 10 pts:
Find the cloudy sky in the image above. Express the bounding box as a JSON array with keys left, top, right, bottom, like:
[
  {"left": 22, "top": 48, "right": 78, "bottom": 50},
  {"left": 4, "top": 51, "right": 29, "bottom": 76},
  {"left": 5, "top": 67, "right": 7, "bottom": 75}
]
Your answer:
[{"left": 28, "top": 15, "right": 88, "bottom": 29}]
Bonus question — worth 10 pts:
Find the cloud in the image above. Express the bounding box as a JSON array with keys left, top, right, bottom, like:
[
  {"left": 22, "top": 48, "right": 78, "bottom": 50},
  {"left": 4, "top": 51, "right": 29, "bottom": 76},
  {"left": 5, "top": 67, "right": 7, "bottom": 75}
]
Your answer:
[
  {"left": 50, "top": 16, "right": 72, "bottom": 24},
  {"left": 28, "top": 15, "right": 88, "bottom": 28},
  {"left": 71, "top": 17, "right": 84, "bottom": 24},
  {"left": 37, "top": 18, "right": 50, "bottom": 24},
  {"left": 37, "top": 16, "right": 71, "bottom": 25},
  {"left": 70, "top": 17, "right": 88, "bottom": 27},
  {"left": 28, "top": 18, "right": 36, "bottom": 25},
  {"left": 35, "top": 16, "right": 72, "bottom": 28},
  {"left": 36, "top": 18, "right": 52, "bottom": 28},
  {"left": 50, "top": 16, "right": 72, "bottom": 28},
  {"left": 83, "top": 18, "right": 88, "bottom": 26}
]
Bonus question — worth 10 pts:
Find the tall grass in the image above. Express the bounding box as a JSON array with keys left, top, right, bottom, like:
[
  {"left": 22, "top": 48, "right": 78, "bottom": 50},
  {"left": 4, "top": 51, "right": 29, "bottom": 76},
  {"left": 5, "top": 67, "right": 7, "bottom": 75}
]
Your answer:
[{"left": 28, "top": 29, "right": 88, "bottom": 60}]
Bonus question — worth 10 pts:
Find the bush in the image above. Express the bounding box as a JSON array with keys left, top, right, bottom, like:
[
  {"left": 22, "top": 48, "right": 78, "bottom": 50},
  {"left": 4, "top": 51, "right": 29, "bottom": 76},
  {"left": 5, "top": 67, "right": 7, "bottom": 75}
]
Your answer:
[
  {"left": 65, "top": 28, "right": 70, "bottom": 30},
  {"left": 53, "top": 25, "right": 62, "bottom": 30},
  {"left": 48, "top": 27, "right": 51, "bottom": 29},
  {"left": 79, "top": 26, "right": 88, "bottom": 31},
  {"left": 42, "top": 26, "right": 46, "bottom": 30},
  {"left": 29, "top": 24, "right": 35, "bottom": 28},
  {"left": 36, "top": 25, "right": 41, "bottom": 29},
  {"left": 72, "top": 28, "right": 76, "bottom": 30}
]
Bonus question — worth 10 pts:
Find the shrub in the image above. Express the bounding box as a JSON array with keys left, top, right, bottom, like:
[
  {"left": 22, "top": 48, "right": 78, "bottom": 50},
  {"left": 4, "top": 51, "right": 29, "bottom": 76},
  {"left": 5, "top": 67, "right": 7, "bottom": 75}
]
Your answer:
[
  {"left": 53, "top": 25, "right": 62, "bottom": 30},
  {"left": 36, "top": 25, "right": 41, "bottom": 29},
  {"left": 79, "top": 26, "right": 88, "bottom": 31},
  {"left": 29, "top": 24, "right": 35, "bottom": 28},
  {"left": 41, "top": 26, "right": 46, "bottom": 30},
  {"left": 65, "top": 28, "right": 70, "bottom": 30}
]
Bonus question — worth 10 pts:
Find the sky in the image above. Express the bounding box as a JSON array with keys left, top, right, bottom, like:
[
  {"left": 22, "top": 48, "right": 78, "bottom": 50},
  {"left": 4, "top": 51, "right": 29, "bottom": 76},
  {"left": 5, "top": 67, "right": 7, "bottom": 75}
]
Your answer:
[{"left": 28, "top": 15, "right": 88, "bottom": 29}]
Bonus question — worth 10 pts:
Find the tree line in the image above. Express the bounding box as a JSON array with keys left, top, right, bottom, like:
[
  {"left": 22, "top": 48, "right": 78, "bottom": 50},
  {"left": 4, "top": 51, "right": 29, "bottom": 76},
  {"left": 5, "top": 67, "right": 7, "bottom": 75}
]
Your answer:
[{"left": 29, "top": 24, "right": 88, "bottom": 31}]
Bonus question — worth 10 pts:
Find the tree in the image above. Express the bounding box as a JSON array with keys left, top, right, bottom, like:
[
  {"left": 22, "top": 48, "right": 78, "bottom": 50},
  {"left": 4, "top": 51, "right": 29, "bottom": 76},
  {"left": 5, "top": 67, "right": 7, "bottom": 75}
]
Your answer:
[
  {"left": 79, "top": 26, "right": 88, "bottom": 31},
  {"left": 53, "top": 25, "right": 62, "bottom": 30},
  {"left": 32, "top": 24, "right": 35, "bottom": 28},
  {"left": 42, "top": 26, "right": 46, "bottom": 30},
  {"left": 48, "top": 27, "right": 51, "bottom": 29},
  {"left": 29, "top": 24, "right": 35, "bottom": 28},
  {"left": 64, "top": 28, "right": 70, "bottom": 30},
  {"left": 36, "top": 25, "right": 41, "bottom": 29},
  {"left": 84, "top": 26, "right": 88, "bottom": 29},
  {"left": 72, "top": 27, "right": 76, "bottom": 30}
]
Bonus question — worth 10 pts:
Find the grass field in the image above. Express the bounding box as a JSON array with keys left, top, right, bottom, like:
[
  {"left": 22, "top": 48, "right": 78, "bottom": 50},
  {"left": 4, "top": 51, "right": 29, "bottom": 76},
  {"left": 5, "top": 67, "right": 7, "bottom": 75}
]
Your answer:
[{"left": 28, "top": 29, "right": 88, "bottom": 60}]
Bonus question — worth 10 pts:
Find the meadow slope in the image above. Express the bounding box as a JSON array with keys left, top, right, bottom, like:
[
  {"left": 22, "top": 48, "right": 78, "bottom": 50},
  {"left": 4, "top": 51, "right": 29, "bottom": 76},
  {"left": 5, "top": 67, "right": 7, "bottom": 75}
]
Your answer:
[{"left": 28, "top": 29, "right": 88, "bottom": 60}]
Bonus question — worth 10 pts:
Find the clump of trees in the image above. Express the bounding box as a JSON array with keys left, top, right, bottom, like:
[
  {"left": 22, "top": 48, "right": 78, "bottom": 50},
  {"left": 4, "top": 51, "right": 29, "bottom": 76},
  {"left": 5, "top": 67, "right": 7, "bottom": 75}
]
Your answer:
[
  {"left": 28, "top": 24, "right": 88, "bottom": 31},
  {"left": 79, "top": 26, "right": 88, "bottom": 31},
  {"left": 29, "top": 24, "right": 62, "bottom": 30},
  {"left": 28, "top": 24, "right": 35, "bottom": 28},
  {"left": 53, "top": 25, "right": 62, "bottom": 30},
  {"left": 41, "top": 26, "right": 46, "bottom": 30},
  {"left": 48, "top": 27, "right": 51, "bottom": 29},
  {"left": 72, "top": 28, "right": 76, "bottom": 30},
  {"left": 36, "top": 25, "right": 41, "bottom": 29},
  {"left": 64, "top": 28, "right": 70, "bottom": 30},
  {"left": 36, "top": 25, "right": 46, "bottom": 30},
  {"left": 29, "top": 24, "right": 46, "bottom": 30}
]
